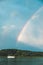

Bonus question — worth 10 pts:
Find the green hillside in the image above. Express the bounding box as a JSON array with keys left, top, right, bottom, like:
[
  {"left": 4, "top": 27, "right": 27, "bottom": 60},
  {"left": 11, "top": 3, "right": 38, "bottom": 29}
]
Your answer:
[{"left": 0, "top": 49, "right": 43, "bottom": 57}]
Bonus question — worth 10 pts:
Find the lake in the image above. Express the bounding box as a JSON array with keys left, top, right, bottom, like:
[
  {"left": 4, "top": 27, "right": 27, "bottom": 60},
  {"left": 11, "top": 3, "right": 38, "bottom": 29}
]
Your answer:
[{"left": 0, "top": 57, "right": 43, "bottom": 65}]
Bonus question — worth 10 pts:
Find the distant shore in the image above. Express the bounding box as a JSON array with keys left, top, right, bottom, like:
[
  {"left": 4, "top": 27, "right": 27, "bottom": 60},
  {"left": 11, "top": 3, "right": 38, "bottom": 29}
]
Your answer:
[{"left": 0, "top": 49, "right": 43, "bottom": 57}]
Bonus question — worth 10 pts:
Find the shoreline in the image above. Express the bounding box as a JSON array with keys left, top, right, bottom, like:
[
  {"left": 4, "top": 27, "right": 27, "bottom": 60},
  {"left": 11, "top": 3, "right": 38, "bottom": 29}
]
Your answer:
[
  {"left": 0, "top": 49, "right": 43, "bottom": 57},
  {"left": 0, "top": 56, "right": 43, "bottom": 58}
]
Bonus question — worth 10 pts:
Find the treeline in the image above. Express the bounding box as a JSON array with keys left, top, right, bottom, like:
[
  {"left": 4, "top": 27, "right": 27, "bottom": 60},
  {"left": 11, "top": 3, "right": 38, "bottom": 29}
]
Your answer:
[{"left": 0, "top": 49, "right": 43, "bottom": 57}]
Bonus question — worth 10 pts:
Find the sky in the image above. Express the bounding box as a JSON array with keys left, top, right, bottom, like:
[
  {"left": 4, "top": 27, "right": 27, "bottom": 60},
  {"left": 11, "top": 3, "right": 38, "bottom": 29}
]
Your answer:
[
  {"left": 17, "top": 7, "right": 43, "bottom": 51},
  {"left": 0, "top": 0, "right": 43, "bottom": 51}
]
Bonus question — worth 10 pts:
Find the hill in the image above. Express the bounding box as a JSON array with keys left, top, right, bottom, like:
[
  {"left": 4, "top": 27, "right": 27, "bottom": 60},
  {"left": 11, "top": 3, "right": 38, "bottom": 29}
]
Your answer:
[{"left": 0, "top": 49, "right": 43, "bottom": 57}]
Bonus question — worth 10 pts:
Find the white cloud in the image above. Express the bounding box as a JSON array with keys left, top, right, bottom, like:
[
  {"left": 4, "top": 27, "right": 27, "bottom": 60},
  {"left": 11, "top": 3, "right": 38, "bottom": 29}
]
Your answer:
[
  {"left": 2, "top": 24, "right": 16, "bottom": 35},
  {"left": 31, "top": 15, "right": 38, "bottom": 20},
  {"left": 17, "top": 7, "right": 43, "bottom": 49}
]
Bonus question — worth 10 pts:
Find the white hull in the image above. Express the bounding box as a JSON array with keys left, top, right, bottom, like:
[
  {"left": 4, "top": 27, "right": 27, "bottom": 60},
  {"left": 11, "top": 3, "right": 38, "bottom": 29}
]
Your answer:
[{"left": 7, "top": 56, "right": 15, "bottom": 58}]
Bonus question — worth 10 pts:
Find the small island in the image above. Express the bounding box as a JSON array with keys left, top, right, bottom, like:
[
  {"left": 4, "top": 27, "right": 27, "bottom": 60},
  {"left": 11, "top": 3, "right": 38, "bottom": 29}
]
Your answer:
[{"left": 0, "top": 49, "right": 43, "bottom": 57}]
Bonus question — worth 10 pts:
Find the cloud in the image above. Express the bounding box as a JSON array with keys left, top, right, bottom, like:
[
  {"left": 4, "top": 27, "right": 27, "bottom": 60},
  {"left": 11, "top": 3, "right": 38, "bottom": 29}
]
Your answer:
[
  {"left": 2, "top": 24, "right": 16, "bottom": 35},
  {"left": 17, "top": 7, "right": 43, "bottom": 49}
]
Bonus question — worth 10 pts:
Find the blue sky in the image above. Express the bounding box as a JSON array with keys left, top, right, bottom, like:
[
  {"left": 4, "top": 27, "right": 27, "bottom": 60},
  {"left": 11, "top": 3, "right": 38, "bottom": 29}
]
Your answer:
[{"left": 0, "top": 0, "right": 43, "bottom": 51}]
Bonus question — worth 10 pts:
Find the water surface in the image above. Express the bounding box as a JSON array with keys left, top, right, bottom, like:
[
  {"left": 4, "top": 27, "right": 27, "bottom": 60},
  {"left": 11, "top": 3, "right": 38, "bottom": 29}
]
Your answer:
[{"left": 0, "top": 57, "right": 43, "bottom": 65}]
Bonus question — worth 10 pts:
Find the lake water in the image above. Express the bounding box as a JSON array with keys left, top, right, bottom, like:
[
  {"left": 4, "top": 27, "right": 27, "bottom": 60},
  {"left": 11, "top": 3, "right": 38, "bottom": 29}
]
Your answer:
[{"left": 0, "top": 57, "right": 43, "bottom": 65}]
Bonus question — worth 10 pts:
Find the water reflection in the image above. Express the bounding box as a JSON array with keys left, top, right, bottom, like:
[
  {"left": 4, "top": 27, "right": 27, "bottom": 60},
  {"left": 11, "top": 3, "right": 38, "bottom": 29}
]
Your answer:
[
  {"left": 0, "top": 57, "right": 43, "bottom": 65},
  {"left": 8, "top": 58, "right": 16, "bottom": 65},
  {"left": 0, "top": 57, "right": 8, "bottom": 65}
]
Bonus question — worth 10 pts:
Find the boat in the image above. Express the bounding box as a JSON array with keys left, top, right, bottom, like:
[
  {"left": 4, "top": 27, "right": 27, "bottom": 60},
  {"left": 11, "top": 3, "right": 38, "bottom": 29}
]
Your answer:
[{"left": 7, "top": 56, "right": 15, "bottom": 58}]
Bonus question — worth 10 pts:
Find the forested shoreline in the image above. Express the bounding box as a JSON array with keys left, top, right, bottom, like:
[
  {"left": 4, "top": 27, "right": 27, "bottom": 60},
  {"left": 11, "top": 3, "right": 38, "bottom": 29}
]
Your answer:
[{"left": 0, "top": 49, "right": 43, "bottom": 57}]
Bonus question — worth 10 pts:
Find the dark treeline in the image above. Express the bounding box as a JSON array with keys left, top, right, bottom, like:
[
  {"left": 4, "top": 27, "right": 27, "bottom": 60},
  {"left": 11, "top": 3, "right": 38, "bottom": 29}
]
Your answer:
[{"left": 0, "top": 49, "right": 43, "bottom": 57}]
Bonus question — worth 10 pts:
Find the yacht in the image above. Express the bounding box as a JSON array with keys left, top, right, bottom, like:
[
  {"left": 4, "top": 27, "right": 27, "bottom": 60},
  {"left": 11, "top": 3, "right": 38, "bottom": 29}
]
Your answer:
[{"left": 7, "top": 56, "right": 15, "bottom": 58}]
